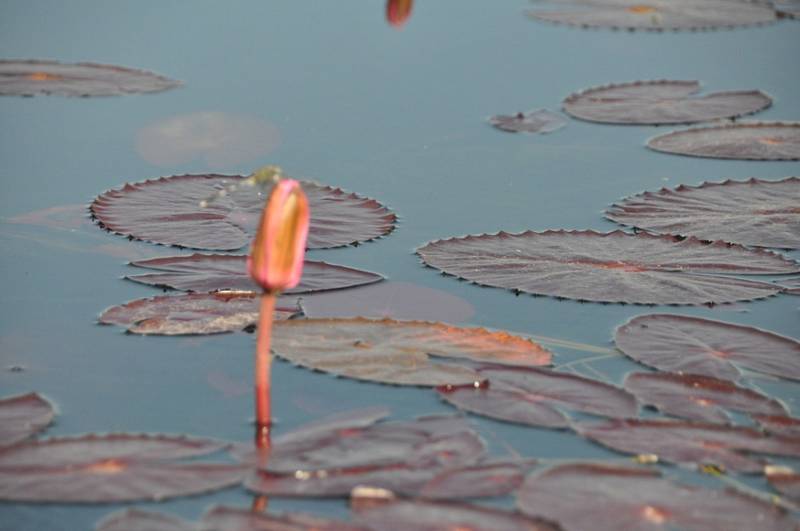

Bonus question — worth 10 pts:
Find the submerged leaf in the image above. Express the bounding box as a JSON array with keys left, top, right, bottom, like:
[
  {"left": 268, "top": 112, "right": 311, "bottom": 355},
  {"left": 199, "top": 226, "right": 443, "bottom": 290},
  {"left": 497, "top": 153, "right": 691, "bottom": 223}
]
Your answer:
[
  {"left": 488, "top": 109, "right": 567, "bottom": 134},
  {"left": 564, "top": 80, "right": 771, "bottom": 125},
  {"left": 0, "top": 393, "right": 55, "bottom": 447},
  {"left": 269, "top": 317, "right": 551, "bottom": 386},
  {"left": 417, "top": 230, "right": 797, "bottom": 305},
  {"left": 0, "top": 59, "right": 181, "bottom": 97},
  {"left": 615, "top": 314, "right": 800, "bottom": 382},
  {"left": 517, "top": 462, "right": 795, "bottom": 531},
  {"left": 90, "top": 174, "right": 397, "bottom": 251},
  {"left": 648, "top": 121, "right": 800, "bottom": 160}
]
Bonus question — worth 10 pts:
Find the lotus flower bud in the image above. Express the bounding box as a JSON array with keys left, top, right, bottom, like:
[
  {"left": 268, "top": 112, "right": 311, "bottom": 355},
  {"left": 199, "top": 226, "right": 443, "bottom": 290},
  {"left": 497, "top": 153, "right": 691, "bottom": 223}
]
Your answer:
[
  {"left": 386, "top": 0, "right": 413, "bottom": 27},
  {"left": 248, "top": 179, "right": 309, "bottom": 294}
]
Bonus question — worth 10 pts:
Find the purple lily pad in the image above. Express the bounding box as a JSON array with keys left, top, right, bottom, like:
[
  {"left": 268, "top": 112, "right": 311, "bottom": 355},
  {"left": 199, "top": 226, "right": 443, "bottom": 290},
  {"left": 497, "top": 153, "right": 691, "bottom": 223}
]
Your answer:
[
  {"left": 489, "top": 109, "right": 567, "bottom": 134},
  {"left": 126, "top": 253, "right": 384, "bottom": 294},
  {"left": 0, "top": 59, "right": 181, "bottom": 97},
  {"left": 563, "top": 80, "right": 771, "bottom": 125},
  {"left": 90, "top": 174, "right": 397, "bottom": 251},
  {"left": 417, "top": 230, "right": 798, "bottom": 305},
  {"left": 0, "top": 392, "right": 55, "bottom": 447},
  {"left": 615, "top": 314, "right": 800, "bottom": 382}
]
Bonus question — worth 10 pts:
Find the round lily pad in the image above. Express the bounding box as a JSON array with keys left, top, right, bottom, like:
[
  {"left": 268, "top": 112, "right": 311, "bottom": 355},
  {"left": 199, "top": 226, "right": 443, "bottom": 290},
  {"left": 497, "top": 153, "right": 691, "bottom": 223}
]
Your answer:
[
  {"left": 488, "top": 109, "right": 567, "bottom": 134},
  {"left": 526, "top": 0, "right": 777, "bottom": 31},
  {"left": 416, "top": 230, "right": 798, "bottom": 305},
  {"left": 0, "top": 59, "right": 181, "bottom": 97},
  {"left": 606, "top": 177, "right": 800, "bottom": 249},
  {"left": 0, "top": 393, "right": 55, "bottom": 447},
  {"left": 563, "top": 80, "right": 771, "bottom": 125},
  {"left": 90, "top": 174, "right": 397, "bottom": 251},
  {"left": 647, "top": 122, "right": 800, "bottom": 160}
]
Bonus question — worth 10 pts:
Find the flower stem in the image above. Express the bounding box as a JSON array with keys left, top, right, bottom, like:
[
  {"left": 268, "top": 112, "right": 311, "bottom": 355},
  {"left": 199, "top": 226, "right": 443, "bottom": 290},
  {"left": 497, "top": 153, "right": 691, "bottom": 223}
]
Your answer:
[{"left": 255, "top": 292, "right": 277, "bottom": 429}]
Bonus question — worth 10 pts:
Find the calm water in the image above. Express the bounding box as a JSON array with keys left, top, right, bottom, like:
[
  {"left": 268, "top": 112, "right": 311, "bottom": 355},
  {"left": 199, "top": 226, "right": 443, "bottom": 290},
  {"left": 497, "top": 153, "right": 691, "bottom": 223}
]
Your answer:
[{"left": 1, "top": 2, "right": 799, "bottom": 529}]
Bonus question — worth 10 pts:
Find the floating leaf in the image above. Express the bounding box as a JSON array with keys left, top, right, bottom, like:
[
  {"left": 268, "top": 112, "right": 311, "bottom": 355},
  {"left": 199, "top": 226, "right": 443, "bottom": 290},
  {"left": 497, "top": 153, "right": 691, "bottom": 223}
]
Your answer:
[
  {"left": 766, "top": 467, "right": 800, "bottom": 504},
  {"left": 517, "top": 462, "right": 795, "bottom": 531},
  {"left": 0, "top": 393, "right": 55, "bottom": 446},
  {"left": 648, "top": 121, "right": 800, "bottom": 160},
  {"left": 606, "top": 177, "right": 800, "bottom": 249},
  {"left": 98, "top": 292, "right": 300, "bottom": 335},
  {"left": 623, "top": 372, "right": 787, "bottom": 423},
  {"left": 352, "top": 498, "right": 559, "bottom": 531},
  {"left": 0, "top": 434, "right": 245, "bottom": 503},
  {"left": 269, "top": 317, "right": 551, "bottom": 386},
  {"left": 563, "top": 80, "right": 771, "bottom": 125},
  {"left": 90, "top": 174, "right": 397, "bottom": 251},
  {"left": 615, "top": 314, "right": 800, "bottom": 381},
  {"left": 126, "top": 253, "right": 384, "bottom": 294},
  {"left": 97, "top": 508, "right": 196, "bottom": 531},
  {"left": 526, "top": 0, "right": 776, "bottom": 31},
  {"left": 438, "top": 365, "right": 637, "bottom": 428},
  {"left": 417, "top": 230, "right": 798, "bottom": 305},
  {"left": 753, "top": 414, "right": 800, "bottom": 438},
  {"left": 0, "top": 59, "right": 181, "bottom": 97},
  {"left": 488, "top": 109, "right": 567, "bottom": 134},
  {"left": 774, "top": 0, "right": 800, "bottom": 19},
  {"left": 575, "top": 418, "right": 800, "bottom": 472},
  {"left": 778, "top": 277, "right": 800, "bottom": 295}
]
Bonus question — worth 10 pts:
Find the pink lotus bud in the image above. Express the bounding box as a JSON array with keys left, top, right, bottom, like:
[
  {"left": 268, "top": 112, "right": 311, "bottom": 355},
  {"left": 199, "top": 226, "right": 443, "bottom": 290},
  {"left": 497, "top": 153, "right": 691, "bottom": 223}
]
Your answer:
[
  {"left": 248, "top": 179, "right": 309, "bottom": 293},
  {"left": 386, "top": 0, "right": 413, "bottom": 28}
]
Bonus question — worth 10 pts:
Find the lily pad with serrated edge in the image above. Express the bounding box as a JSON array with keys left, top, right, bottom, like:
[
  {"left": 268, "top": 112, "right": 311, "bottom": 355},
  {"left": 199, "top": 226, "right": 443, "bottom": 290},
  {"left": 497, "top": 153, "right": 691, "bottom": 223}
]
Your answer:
[
  {"left": 416, "top": 230, "right": 799, "bottom": 305},
  {"left": 0, "top": 393, "right": 55, "bottom": 447},
  {"left": 574, "top": 418, "right": 800, "bottom": 473},
  {"left": 0, "top": 433, "right": 245, "bottom": 503},
  {"left": 0, "top": 59, "right": 181, "bottom": 97},
  {"left": 623, "top": 372, "right": 787, "bottom": 424},
  {"left": 526, "top": 0, "right": 777, "bottom": 31},
  {"left": 517, "top": 462, "right": 795, "bottom": 531},
  {"left": 125, "top": 253, "right": 384, "bottom": 294},
  {"left": 614, "top": 314, "right": 800, "bottom": 382},
  {"left": 268, "top": 317, "right": 552, "bottom": 386},
  {"left": 90, "top": 174, "right": 397, "bottom": 251},
  {"left": 98, "top": 292, "right": 300, "bottom": 335},
  {"left": 488, "top": 109, "right": 567, "bottom": 134},
  {"left": 563, "top": 80, "right": 771, "bottom": 125},
  {"left": 647, "top": 121, "right": 800, "bottom": 160},
  {"left": 606, "top": 177, "right": 800, "bottom": 249}
]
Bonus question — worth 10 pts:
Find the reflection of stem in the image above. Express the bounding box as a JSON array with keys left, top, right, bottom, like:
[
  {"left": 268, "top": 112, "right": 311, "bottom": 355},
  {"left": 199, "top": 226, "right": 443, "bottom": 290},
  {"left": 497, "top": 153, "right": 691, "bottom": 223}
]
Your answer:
[
  {"left": 251, "top": 399, "right": 272, "bottom": 513},
  {"left": 527, "top": 334, "right": 615, "bottom": 355},
  {"left": 255, "top": 293, "right": 276, "bottom": 429}
]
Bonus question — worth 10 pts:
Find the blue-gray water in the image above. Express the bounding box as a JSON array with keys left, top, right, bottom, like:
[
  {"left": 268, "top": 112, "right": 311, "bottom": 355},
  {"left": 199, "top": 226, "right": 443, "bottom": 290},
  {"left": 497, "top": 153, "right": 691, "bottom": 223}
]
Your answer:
[{"left": 1, "top": 2, "right": 799, "bottom": 529}]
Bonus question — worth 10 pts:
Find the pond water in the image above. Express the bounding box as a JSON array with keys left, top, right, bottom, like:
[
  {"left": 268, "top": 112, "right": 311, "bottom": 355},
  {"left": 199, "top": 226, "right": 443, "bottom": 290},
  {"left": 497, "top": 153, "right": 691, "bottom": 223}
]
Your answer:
[{"left": 1, "top": 1, "right": 799, "bottom": 529}]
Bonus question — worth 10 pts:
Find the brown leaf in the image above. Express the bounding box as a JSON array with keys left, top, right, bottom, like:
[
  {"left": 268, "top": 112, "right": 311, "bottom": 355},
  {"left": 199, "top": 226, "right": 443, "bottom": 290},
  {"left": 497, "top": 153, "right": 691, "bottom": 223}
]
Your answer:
[{"left": 0, "top": 393, "right": 54, "bottom": 447}]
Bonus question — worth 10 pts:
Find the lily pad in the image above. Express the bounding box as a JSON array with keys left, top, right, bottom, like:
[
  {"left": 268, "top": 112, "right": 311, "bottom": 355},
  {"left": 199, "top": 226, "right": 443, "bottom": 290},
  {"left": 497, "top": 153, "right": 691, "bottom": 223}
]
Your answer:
[
  {"left": 778, "top": 277, "right": 800, "bottom": 295},
  {"left": 526, "top": 0, "right": 777, "bottom": 31},
  {"left": 753, "top": 414, "right": 800, "bottom": 438},
  {"left": 606, "top": 177, "right": 800, "bottom": 249},
  {"left": 269, "top": 317, "right": 551, "bottom": 386},
  {"left": 488, "top": 109, "right": 567, "bottom": 134},
  {"left": 623, "top": 372, "right": 787, "bottom": 423},
  {"left": 517, "top": 462, "right": 795, "bottom": 531},
  {"left": 575, "top": 418, "right": 800, "bottom": 472},
  {"left": 416, "top": 230, "right": 798, "bottom": 305},
  {"left": 98, "top": 292, "right": 300, "bottom": 335},
  {"left": 0, "top": 393, "right": 55, "bottom": 447},
  {"left": 615, "top": 314, "right": 800, "bottom": 382},
  {"left": 90, "top": 174, "right": 397, "bottom": 251},
  {"left": 774, "top": 1, "right": 800, "bottom": 19},
  {"left": 563, "top": 80, "right": 771, "bottom": 125},
  {"left": 0, "top": 433, "right": 245, "bottom": 503},
  {"left": 766, "top": 468, "right": 800, "bottom": 503},
  {"left": 126, "top": 253, "right": 384, "bottom": 294},
  {"left": 438, "top": 365, "right": 637, "bottom": 428},
  {"left": 0, "top": 59, "right": 181, "bottom": 97},
  {"left": 647, "top": 121, "right": 800, "bottom": 160}
]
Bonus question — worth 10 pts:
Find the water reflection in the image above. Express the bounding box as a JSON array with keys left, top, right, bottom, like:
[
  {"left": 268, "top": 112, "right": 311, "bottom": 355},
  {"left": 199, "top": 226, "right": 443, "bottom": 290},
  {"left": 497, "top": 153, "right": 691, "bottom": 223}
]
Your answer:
[
  {"left": 135, "top": 111, "right": 279, "bottom": 169},
  {"left": 386, "top": 0, "right": 414, "bottom": 27}
]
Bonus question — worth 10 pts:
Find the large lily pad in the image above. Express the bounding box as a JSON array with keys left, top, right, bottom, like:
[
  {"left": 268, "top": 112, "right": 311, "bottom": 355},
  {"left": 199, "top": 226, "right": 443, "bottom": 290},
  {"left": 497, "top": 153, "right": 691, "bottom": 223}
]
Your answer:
[
  {"left": 98, "top": 292, "right": 300, "bottom": 335},
  {"left": 126, "top": 253, "right": 384, "bottom": 294},
  {"left": 517, "top": 462, "right": 795, "bottom": 531},
  {"left": 488, "top": 109, "right": 567, "bottom": 134},
  {"left": 614, "top": 314, "right": 800, "bottom": 382},
  {"left": 438, "top": 365, "right": 637, "bottom": 428},
  {"left": 564, "top": 80, "right": 771, "bottom": 125},
  {"left": 526, "top": 0, "right": 777, "bottom": 31},
  {"left": 269, "top": 317, "right": 551, "bottom": 386},
  {"left": 648, "top": 121, "right": 800, "bottom": 160},
  {"left": 0, "top": 59, "right": 181, "bottom": 97},
  {"left": 0, "top": 434, "right": 245, "bottom": 503},
  {"left": 416, "top": 230, "right": 798, "bottom": 305},
  {"left": 623, "top": 372, "right": 787, "bottom": 423},
  {"left": 0, "top": 393, "right": 55, "bottom": 447},
  {"left": 575, "top": 418, "right": 800, "bottom": 472},
  {"left": 90, "top": 174, "right": 397, "bottom": 251},
  {"left": 606, "top": 177, "right": 800, "bottom": 249}
]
